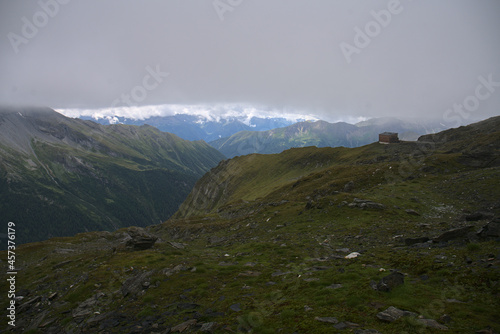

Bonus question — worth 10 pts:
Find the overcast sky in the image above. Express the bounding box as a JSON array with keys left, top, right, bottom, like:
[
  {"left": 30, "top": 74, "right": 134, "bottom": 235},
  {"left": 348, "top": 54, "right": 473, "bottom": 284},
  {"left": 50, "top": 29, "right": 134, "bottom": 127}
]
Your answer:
[{"left": 1, "top": 0, "right": 499, "bottom": 123}]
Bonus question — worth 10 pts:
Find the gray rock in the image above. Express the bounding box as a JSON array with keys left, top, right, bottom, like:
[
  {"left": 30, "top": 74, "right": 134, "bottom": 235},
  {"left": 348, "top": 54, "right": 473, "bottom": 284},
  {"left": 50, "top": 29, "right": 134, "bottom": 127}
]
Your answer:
[
  {"left": 326, "top": 283, "right": 343, "bottom": 290},
  {"left": 405, "top": 209, "right": 420, "bottom": 216},
  {"left": 169, "top": 241, "right": 186, "bottom": 249},
  {"left": 171, "top": 319, "right": 197, "bottom": 332},
  {"left": 376, "top": 306, "right": 417, "bottom": 322},
  {"left": 72, "top": 293, "right": 106, "bottom": 318},
  {"left": 303, "top": 278, "right": 319, "bottom": 282},
  {"left": 364, "top": 202, "right": 386, "bottom": 210},
  {"left": 163, "top": 264, "right": 188, "bottom": 277},
  {"left": 121, "top": 270, "right": 155, "bottom": 297},
  {"left": 207, "top": 235, "right": 226, "bottom": 245},
  {"left": 200, "top": 322, "right": 217, "bottom": 333},
  {"left": 229, "top": 303, "right": 241, "bottom": 312},
  {"left": 125, "top": 227, "right": 158, "bottom": 250},
  {"left": 433, "top": 226, "right": 474, "bottom": 242},
  {"left": 344, "top": 181, "right": 355, "bottom": 192},
  {"left": 334, "top": 321, "right": 359, "bottom": 329},
  {"left": 417, "top": 318, "right": 449, "bottom": 330},
  {"left": 477, "top": 221, "right": 500, "bottom": 238},
  {"left": 19, "top": 296, "right": 41, "bottom": 312},
  {"left": 376, "top": 271, "right": 404, "bottom": 292},
  {"left": 314, "top": 316, "right": 339, "bottom": 324},
  {"left": 351, "top": 198, "right": 385, "bottom": 210}
]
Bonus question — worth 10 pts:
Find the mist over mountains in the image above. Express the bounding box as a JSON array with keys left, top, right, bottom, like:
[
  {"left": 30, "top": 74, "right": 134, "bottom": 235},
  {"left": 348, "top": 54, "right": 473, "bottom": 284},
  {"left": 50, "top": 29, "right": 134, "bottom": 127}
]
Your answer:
[{"left": 60, "top": 106, "right": 467, "bottom": 158}]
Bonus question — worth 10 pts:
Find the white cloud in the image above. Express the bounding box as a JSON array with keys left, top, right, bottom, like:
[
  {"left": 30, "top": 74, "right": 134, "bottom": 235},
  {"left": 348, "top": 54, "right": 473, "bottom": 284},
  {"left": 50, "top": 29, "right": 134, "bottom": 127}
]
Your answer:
[{"left": 56, "top": 103, "right": 324, "bottom": 125}]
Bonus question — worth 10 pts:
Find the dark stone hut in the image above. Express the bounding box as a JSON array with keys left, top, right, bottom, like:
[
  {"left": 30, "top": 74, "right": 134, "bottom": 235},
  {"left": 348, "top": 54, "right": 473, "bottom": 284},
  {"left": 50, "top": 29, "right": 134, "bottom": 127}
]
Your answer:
[{"left": 379, "top": 132, "right": 399, "bottom": 144}]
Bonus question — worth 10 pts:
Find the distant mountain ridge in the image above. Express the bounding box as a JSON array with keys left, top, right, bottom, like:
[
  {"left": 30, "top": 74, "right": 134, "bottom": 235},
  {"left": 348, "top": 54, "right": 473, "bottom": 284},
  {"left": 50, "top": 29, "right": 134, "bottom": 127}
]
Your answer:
[
  {"left": 0, "top": 106, "right": 225, "bottom": 245},
  {"left": 209, "top": 117, "right": 451, "bottom": 158},
  {"left": 80, "top": 113, "right": 299, "bottom": 142}
]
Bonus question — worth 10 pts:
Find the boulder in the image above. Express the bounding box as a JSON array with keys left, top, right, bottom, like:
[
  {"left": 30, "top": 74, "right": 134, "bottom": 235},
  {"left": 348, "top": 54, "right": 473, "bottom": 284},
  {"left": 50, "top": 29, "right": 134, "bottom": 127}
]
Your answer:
[
  {"left": 376, "top": 271, "right": 404, "bottom": 292},
  {"left": 477, "top": 221, "right": 500, "bottom": 238},
  {"left": 433, "top": 226, "right": 474, "bottom": 243},
  {"left": 376, "top": 306, "right": 417, "bottom": 322},
  {"left": 121, "top": 270, "right": 155, "bottom": 297},
  {"left": 315, "top": 316, "right": 339, "bottom": 324},
  {"left": 465, "top": 211, "right": 494, "bottom": 221},
  {"left": 405, "top": 209, "right": 421, "bottom": 216},
  {"left": 405, "top": 237, "right": 430, "bottom": 246},
  {"left": 125, "top": 227, "right": 158, "bottom": 250},
  {"left": 200, "top": 322, "right": 217, "bottom": 333},
  {"left": 344, "top": 181, "right": 355, "bottom": 192},
  {"left": 229, "top": 303, "right": 241, "bottom": 312}
]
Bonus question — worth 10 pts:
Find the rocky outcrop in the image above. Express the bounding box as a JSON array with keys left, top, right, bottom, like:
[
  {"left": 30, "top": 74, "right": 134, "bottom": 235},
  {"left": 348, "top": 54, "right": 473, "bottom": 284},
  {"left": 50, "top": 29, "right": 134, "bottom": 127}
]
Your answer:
[
  {"left": 348, "top": 198, "right": 385, "bottom": 210},
  {"left": 477, "top": 220, "right": 500, "bottom": 239},
  {"left": 121, "top": 270, "right": 155, "bottom": 298},
  {"left": 433, "top": 226, "right": 474, "bottom": 243},
  {"left": 376, "top": 306, "right": 417, "bottom": 322},
  {"left": 124, "top": 227, "right": 158, "bottom": 250}
]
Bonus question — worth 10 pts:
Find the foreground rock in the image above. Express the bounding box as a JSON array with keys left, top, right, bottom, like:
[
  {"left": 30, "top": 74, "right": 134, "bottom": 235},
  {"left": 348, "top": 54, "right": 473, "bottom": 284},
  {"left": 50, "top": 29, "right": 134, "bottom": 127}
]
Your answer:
[
  {"left": 376, "top": 306, "right": 417, "bottom": 322},
  {"left": 477, "top": 220, "right": 500, "bottom": 239},
  {"left": 315, "top": 316, "right": 339, "bottom": 324},
  {"left": 433, "top": 226, "right": 474, "bottom": 243},
  {"left": 374, "top": 271, "right": 404, "bottom": 292},
  {"left": 121, "top": 270, "right": 155, "bottom": 298}
]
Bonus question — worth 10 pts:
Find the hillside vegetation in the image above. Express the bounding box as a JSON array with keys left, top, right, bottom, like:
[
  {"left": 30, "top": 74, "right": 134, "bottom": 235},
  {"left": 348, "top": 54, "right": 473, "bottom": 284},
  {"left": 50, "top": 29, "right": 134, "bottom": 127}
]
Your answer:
[
  {"left": 0, "top": 107, "right": 225, "bottom": 245},
  {"left": 1, "top": 116, "right": 499, "bottom": 333}
]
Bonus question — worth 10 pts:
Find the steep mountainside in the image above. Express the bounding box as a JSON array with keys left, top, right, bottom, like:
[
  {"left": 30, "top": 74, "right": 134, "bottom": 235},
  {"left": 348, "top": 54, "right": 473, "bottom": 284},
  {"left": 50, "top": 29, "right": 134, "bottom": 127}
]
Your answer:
[
  {"left": 0, "top": 106, "right": 225, "bottom": 245},
  {"left": 209, "top": 118, "right": 448, "bottom": 158},
  {"left": 1, "top": 116, "right": 499, "bottom": 333}
]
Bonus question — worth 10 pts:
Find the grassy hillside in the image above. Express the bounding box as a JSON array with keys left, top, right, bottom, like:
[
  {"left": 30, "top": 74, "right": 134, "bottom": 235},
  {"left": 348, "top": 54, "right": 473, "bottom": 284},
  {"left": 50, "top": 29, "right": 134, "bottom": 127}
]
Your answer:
[
  {"left": 0, "top": 106, "right": 225, "bottom": 245},
  {"left": 1, "top": 116, "right": 499, "bottom": 333}
]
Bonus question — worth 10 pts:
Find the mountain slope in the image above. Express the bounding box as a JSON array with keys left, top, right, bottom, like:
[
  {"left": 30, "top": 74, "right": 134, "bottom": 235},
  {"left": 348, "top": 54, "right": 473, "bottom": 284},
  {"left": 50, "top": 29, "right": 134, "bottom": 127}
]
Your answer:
[
  {"left": 209, "top": 118, "right": 449, "bottom": 158},
  {"left": 0, "top": 106, "right": 225, "bottom": 245},
  {"left": 179, "top": 116, "right": 500, "bottom": 219},
  {"left": 3, "top": 116, "right": 499, "bottom": 333}
]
